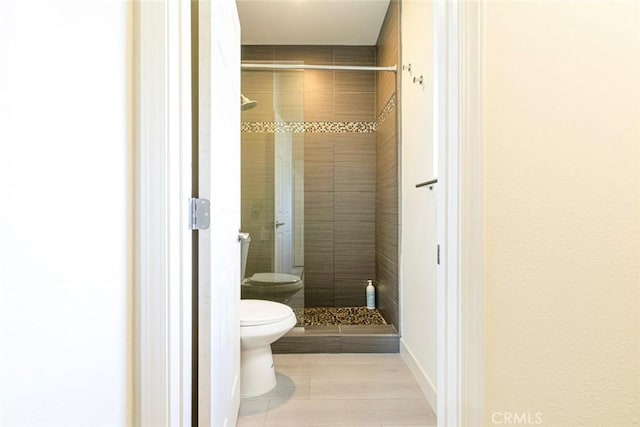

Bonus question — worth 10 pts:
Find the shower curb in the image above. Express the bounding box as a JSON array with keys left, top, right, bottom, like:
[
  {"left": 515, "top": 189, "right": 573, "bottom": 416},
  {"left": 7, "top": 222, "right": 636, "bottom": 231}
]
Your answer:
[{"left": 272, "top": 325, "right": 400, "bottom": 354}]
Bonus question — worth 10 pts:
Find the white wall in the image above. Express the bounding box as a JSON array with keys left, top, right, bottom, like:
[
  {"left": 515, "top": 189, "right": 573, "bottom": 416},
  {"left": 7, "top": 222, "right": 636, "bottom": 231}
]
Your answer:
[
  {"left": 0, "top": 1, "right": 133, "bottom": 425},
  {"left": 399, "top": 0, "right": 437, "bottom": 411},
  {"left": 484, "top": 1, "right": 640, "bottom": 425}
]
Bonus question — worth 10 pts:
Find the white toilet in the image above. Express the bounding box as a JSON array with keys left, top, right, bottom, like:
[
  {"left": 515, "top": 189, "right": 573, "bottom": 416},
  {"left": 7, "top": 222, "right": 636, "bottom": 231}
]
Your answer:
[
  {"left": 238, "top": 233, "right": 297, "bottom": 397},
  {"left": 239, "top": 299, "right": 296, "bottom": 397}
]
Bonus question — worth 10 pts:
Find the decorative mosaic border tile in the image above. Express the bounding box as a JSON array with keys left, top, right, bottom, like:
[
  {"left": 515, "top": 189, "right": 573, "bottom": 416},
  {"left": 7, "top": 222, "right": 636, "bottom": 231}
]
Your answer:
[
  {"left": 241, "top": 121, "right": 376, "bottom": 134},
  {"left": 241, "top": 95, "right": 396, "bottom": 134},
  {"left": 376, "top": 94, "right": 396, "bottom": 128}
]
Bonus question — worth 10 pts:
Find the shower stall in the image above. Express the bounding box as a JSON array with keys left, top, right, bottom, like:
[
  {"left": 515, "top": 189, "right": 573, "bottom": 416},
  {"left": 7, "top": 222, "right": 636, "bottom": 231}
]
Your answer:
[{"left": 240, "top": 46, "right": 399, "bottom": 349}]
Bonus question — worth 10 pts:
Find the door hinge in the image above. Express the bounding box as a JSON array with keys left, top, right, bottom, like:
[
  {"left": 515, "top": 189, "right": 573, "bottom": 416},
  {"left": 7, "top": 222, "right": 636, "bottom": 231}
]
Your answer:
[
  {"left": 189, "top": 198, "right": 210, "bottom": 230},
  {"left": 437, "top": 244, "right": 441, "bottom": 265}
]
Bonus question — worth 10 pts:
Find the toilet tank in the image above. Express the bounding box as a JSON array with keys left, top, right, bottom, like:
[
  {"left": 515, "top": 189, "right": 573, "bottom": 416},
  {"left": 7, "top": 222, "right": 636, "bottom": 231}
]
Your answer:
[{"left": 239, "top": 233, "right": 251, "bottom": 279}]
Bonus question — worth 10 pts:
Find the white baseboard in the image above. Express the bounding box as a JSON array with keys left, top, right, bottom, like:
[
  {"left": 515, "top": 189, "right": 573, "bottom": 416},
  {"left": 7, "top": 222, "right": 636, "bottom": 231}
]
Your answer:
[{"left": 400, "top": 339, "right": 438, "bottom": 415}]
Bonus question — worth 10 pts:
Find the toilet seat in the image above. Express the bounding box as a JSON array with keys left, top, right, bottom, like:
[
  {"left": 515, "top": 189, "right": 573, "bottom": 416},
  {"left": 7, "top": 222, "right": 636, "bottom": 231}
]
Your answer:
[
  {"left": 240, "top": 299, "right": 295, "bottom": 327},
  {"left": 247, "top": 272, "right": 301, "bottom": 285}
]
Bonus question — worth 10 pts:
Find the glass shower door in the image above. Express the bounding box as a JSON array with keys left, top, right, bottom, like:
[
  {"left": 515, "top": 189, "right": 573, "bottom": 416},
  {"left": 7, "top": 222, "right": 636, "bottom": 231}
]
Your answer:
[{"left": 240, "top": 65, "right": 305, "bottom": 316}]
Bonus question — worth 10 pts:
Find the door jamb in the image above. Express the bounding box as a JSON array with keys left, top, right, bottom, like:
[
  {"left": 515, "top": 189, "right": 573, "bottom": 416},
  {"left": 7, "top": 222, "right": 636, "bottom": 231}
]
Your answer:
[
  {"left": 134, "top": 0, "right": 193, "bottom": 425},
  {"left": 133, "top": 0, "right": 486, "bottom": 424},
  {"left": 435, "top": 1, "right": 485, "bottom": 426}
]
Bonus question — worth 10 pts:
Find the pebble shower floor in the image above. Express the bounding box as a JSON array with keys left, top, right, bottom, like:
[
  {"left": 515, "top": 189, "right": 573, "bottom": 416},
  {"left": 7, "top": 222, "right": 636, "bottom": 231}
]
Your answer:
[{"left": 293, "top": 307, "right": 387, "bottom": 327}]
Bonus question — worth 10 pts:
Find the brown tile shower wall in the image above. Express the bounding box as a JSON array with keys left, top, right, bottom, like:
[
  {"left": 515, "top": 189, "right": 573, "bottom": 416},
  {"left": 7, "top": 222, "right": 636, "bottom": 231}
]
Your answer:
[
  {"left": 241, "top": 133, "right": 275, "bottom": 277},
  {"left": 241, "top": 45, "right": 377, "bottom": 308},
  {"left": 375, "top": 0, "right": 401, "bottom": 327}
]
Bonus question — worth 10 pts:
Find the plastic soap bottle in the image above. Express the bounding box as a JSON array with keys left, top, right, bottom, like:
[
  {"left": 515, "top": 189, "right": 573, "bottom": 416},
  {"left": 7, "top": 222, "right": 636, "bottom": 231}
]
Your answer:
[{"left": 366, "top": 280, "right": 375, "bottom": 310}]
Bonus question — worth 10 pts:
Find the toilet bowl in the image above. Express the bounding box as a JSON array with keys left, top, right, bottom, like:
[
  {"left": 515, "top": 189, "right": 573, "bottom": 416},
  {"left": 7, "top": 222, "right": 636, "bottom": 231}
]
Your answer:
[
  {"left": 239, "top": 299, "right": 296, "bottom": 397},
  {"left": 239, "top": 234, "right": 303, "bottom": 303},
  {"left": 241, "top": 272, "right": 304, "bottom": 304}
]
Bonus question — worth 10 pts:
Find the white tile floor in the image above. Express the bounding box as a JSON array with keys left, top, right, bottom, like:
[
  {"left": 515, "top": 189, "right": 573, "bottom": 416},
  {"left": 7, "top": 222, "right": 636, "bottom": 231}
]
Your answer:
[{"left": 237, "top": 354, "right": 437, "bottom": 427}]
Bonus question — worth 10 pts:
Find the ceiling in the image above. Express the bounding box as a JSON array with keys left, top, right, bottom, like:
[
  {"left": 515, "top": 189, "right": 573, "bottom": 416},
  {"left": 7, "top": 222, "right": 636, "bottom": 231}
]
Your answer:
[{"left": 236, "top": 0, "right": 391, "bottom": 46}]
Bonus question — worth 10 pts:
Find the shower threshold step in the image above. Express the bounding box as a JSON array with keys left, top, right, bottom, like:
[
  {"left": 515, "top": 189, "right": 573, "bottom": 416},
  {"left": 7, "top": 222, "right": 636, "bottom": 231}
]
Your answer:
[{"left": 272, "top": 324, "right": 400, "bottom": 354}]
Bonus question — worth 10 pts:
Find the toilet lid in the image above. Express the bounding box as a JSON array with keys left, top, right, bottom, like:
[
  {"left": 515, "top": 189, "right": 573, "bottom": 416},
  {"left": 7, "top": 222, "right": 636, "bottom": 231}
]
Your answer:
[
  {"left": 240, "top": 299, "right": 294, "bottom": 326},
  {"left": 248, "top": 272, "right": 301, "bottom": 285}
]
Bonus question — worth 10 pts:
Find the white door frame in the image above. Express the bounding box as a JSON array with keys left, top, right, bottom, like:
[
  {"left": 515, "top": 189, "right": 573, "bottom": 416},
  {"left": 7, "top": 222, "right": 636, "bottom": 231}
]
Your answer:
[
  {"left": 135, "top": 0, "right": 193, "bottom": 426},
  {"left": 435, "top": 1, "right": 485, "bottom": 426},
  {"left": 133, "top": 0, "right": 486, "bottom": 425}
]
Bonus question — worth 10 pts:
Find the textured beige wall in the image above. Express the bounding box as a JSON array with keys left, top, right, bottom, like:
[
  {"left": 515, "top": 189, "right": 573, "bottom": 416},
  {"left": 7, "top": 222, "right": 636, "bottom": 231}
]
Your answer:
[{"left": 485, "top": 2, "right": 640, "bottom": 425}]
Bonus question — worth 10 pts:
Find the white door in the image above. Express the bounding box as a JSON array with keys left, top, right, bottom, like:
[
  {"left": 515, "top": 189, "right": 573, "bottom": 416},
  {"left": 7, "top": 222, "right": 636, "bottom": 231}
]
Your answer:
[
  {"left": 0, "top": 1, "right": 132, "bottom": 425},
  {"left": 198, "top": 1, "right": 242, "bottom": 426},
  {"left": 274, "top": 125, "right": 293, "bottom": 274}
]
